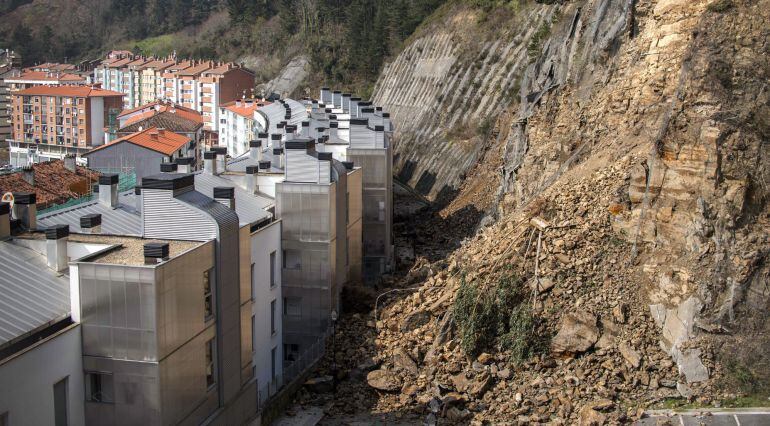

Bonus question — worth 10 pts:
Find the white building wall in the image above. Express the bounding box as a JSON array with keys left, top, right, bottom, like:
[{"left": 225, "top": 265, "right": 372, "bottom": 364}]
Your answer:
[
  {"left": 90, "top": 97, "right": 105, "bottom": 146},
  {"left": 250, "top": 220, "right": 283, "bottom": 400},
  {"left": 0, "top": 325, "right": 85, "bottom": 426}
]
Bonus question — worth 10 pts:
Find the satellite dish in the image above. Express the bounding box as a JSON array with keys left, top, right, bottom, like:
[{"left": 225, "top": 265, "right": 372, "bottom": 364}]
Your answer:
[{"left": 1, "top": 192, "right": 14, "bottom": 208}]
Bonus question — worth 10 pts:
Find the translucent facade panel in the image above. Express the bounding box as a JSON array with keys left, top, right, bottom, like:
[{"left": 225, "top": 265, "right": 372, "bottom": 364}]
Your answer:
[{"left": 276, "top": 184, "right": 333, "bottom": 242}]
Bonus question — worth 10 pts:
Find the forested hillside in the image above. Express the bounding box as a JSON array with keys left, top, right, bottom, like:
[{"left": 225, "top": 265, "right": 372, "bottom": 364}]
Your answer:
[{"left": 0, "top": 0, "right": 448, "bottom": 92}]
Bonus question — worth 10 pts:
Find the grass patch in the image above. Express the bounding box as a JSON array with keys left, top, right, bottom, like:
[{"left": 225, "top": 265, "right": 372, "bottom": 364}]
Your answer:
[
  {"left": 707, "top": 0, "right": 734, "bottom": 13},
  {"left": 453, "top": 269, "right": 548, "bottom": 364}
]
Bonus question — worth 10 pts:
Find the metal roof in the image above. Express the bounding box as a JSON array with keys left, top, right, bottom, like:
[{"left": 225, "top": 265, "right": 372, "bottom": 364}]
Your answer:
[
  {"left": 0, "top": 240, "right": 70, "bottom": 346},
  {"left": 193, "top": 172, "right": 273, "bottom": 227},
  {"left": 37, "top": 191, "right": 142, "bottom": 236}
]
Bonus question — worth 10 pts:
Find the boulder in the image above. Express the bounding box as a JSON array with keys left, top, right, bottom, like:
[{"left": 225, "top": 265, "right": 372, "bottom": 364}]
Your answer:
[
  {"left": 618, "top": 342, "right": 642, "bottom": 369},
  {"left": 400, "top": 309, "right": 432, "bottom": 332},
  {"left": 551, "top": 311, "right": 600, "bottom": 354},
  {"left": 304, "top": 375, "right": 334, "bottom": 393},
  {"left": 578, "top": 406, "right": 606, "bottom": 426},
  {"left": 367, "top": 369, "right": 401, "bottom": 392},
  {"left": 393, "top": 347, "right": 419, "bottom": 375}
]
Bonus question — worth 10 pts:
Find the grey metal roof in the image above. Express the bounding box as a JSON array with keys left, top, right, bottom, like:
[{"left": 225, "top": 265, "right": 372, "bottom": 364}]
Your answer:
[
  {"left": 228, "top": 151, "right": 284, "bottom": 174},
  {"left": 0, "top": 240, "right": 70, "bottom": 346},
  {"left": 37, "top": 191, "right": 142, "bottom": 236},
  {"left": 193, "top": 172, "right": 273, "bottom": 227}
]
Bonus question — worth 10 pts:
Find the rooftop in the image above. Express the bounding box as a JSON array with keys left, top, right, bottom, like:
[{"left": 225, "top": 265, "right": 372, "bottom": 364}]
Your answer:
[
  {"left": 117, "top": 100, "right": 200, "bottom": 119},
  {"left": 14, "top": 85, "right": 124, "bottom": 98},
  {"left": 37, "top": 190, "right": 142, "bottom": 236},
  {"left": 4, "top": 70, "right": 86, "bottom": 83},
  {"left": 222, "top": 98, "right": 271, "bottom": 119},
  {"left": 0, "top": 160, "right": 98, "bottom": 208},
  {"left": 85, "top": 127, "right": 191, "bottom": 157},
  {"left": 193, "top": 171, "right": 273, "bottom": 227},
  {"left": 120, "top": 109, "right": 204, "bottom": 134}
]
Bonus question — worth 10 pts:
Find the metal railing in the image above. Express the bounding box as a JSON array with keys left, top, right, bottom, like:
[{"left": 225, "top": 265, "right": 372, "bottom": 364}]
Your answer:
[{"left": 281, "top": 328, "right": 332, "bottom": 387}]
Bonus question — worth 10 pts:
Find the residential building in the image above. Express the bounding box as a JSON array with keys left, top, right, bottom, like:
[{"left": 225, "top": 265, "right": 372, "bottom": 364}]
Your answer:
[
  {"left": 114, "top": 100, "right": 204, "bottom": 148},
  {"left": 136, "top": 59, "right": 176, "bottom": 106},
  {"left": 0, "top": 203, "right": 85, "bottom": 426},
  {"left": 218, "top": 98, "right": 271, "bottom": 158},
  {"left": 0, "top": 49, "right": 21, "bottom": 142},
  {"left": 83, "top": 127, "right": 196, "bottom": 180},
  {"left": 8, "top": 85, "right": 123, "bottom": 166}
]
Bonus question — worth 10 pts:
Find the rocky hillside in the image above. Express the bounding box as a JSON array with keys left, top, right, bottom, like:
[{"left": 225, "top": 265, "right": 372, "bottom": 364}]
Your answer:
[{"left": 295, "top": 0, "right": 770, "bottom": 423}]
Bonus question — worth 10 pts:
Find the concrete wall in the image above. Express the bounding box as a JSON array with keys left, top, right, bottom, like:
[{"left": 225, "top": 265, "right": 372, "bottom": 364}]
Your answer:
[{"left": 0, "top": 324, "right": 85, "bottom": 426}]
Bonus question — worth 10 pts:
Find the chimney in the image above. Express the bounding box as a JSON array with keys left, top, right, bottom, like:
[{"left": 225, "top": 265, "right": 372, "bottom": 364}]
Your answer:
[
  {"left": 12, "top": 192, "right": 36, "bottom": 230},
  {"left": 175, "top": 157, "right": 194, "bottom": 173},
  {"left": 329, "top": 121, "right": 338, "bottom": 139},
  {"left": 318, "top": 152, "right": 332, "bottom": 184},
  {"left": 98, "top": 174, "right": 119, "bottom": 208},
  {"left": 0, "top": 202, "right": 10, "bottom": 239},
  {"left": 63, "top": 154, "right": 76, "bottom": 172},
  {"left": 258, "top": 132, "right": 269, "bottom": 150},
  {"left": 144, "top": 242, "right": 169, "bottom": 264},
  {"left": 204, "top": 151, "right": 217, "bottom": 174},
  {"left": 301, "top": 121, "right": 310, "bottom": 137},
  {"left": 160, "top": 162, "right": 178, "bottom": 173},
  {"left": 213, "top": 146, "right": 227, "bottom": 173},
  {"left": 245, "top": 165, "right": 259, "bottom": 194},
  {"left": 213, "top": 187, "right": 235, "bottom": 210},
  {"left": 270, "top": 133, "right": 282, "bottom": 148},
  {"left": 333, "top": 91, "right": 342, "bottom": 108},
  {"left": 273, "top": 148, "right": 284, "bottom": 169},
  {"left": 342, "top": 93, "right": 351, "bottom": 112},
  {"left": 150, "top": 131, "right": 159, "bottom": 140},
  {"left": 80, "top": 213, "right": 102, "bottom": 234},
  {"left": 134, "top": 187, "right": 142, "bottom": 213},
  {"left": 45, "top": 224, "right": 69, "bottom": 272},
  {"left": 249, "top": 140, "right": 262, "bottom": 162},
  {"left": 21, "top": 166, "right": 34, "bottom": 186}
]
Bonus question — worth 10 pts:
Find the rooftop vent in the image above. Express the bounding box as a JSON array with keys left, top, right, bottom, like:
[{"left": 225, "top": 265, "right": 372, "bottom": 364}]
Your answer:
[
  {"left": 342, "top": 161, "right": 354, "bottom": 170},
  {"left": 213, "top": 186, "right": 235, "bottom": 210},
  {"left": 144, "top": 242, "right": 169, "bottom": 264},
  {"left": 12, "top": 192, "right": 36, "bottom": 230},
  {"left": 45, "top": 224, "right": 69, "bottom": 272},
  {"left": 80, "top": 213, "right": 102, "bottom": 234},
  {"left": 203, "top": 151, "right": 218, "bottom": 174},
  {"left": 0, "top": 202, "right": 9, "bottom": 239},
  {"left": 160, "top": 162, "right": 178, "bottom": 172},
  {"left": 98, "top": 174, "right": 119, "bottom": 208}
]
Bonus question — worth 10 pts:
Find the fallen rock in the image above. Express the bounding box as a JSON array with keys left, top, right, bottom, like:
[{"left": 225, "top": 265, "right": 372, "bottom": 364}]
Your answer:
[
  {"left": 531, "top": 277, "right": 556, "bottom": 294},
  {"left": 468, "top": 373, "right": 493, "bottom": 398},
  {"left": 445, "top": 407, "right": 472, "bottom": 422},
  {"left": 393, "top": 347, "right": 419, "bottom": 375},
  {"left": 613, "top": 303, "right": 627, "bottom": 324},
  {"left": 367, "top": 369, "right": 401, "bottom": 392},
  {"left": 619, "top": 342, "right": 642, "bottom": 369},
  {"left": 304, "top": 375, "right": 334, "bottom": 393},
  {"left": 477, "top": 352, "right": 494, "bottom": 365},
  {"left": 400, "top": 309, "right": 432, "bottom": 332},
  {"left": 451, "top": 372, "right": 472, "bottom": 392},
  {"left": 497, "top": 368, "right": 511, "bottom": 380},
  {"left": 596, "top": 318, "right": 620, "bottom": 349},
  {"left": 578, "top": 405, "right": 606, "bottom": 426},
  {"left": 551, "top": 311, "right": 600, "bottom": 354}
]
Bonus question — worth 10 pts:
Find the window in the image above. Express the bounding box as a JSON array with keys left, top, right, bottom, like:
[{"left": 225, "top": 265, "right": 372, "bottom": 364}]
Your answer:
[
  {"left": 251, "top": 315, "right": 256, "bottom": 353},
  {"left": 283, "top": 297, "right": 301, "bottom": 317},
  {"left": 85, "top": 372, "right": 114, "bottom": 403},
  {"left": 250, "top": 263, "right": 255, "bottom": 298},
  {"left": 284, "top": 344, "right": 299, "bottom": 362},
  {"left": 270, "top": 300, "right": 276, "bottom": 335},
  {"left": 282, "top": 249, "right": 300, "bottom": 270},
  {"left": 203, "top": 269, "right": 213, "bottom": 320},
  {"left": 53, "top": 377, "right": 68, "bottom": 426},
  {"left": 205, "top": 338, "right": 216, "bottom": 388},
  {"left": 378, "top": 201, "right": 385, "bottom": 222},
  {"left": 271, "top": 347, "right": 277, "bottom": 381},
  {"left": 269, "top": 251, "right": 276, "bottom": 287}
]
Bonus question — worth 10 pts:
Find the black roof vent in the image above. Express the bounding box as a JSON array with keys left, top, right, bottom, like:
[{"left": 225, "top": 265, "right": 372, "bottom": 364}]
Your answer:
[
  {"left": 330, "top": 122, "right": 338, "bottom": 128},
  {"left": 45, "top": 224, "right": 69, "bottom": 240},
  {"left": 374, "top": 125, "right": 385, "bottom": 132},
  {"left": 246, "top": 165, "right": 259, "bottom": 174},
  {"left": 350, "top": 118, "right": 369, "bottom": 126},
  {"left": 333, "top": 90, "right": 341, "bottom": 94},
  {"left": 175, "top": 157, "right": 194, "bottom": 165},
  {"left": 321, "top": 87, "right": 330, "bottom": 90},
  {"left": 343, "top": 93, "right": 351, "bottom": 97},
  {"left": 99, "top": 174, "right": 119, "bottom": 185},
  {"left": 361, "top": 107, "right": 375, "bottom": 114},
  {"left": 301, "top": 121, "right": 310, "bottom": 127},
  {"left": 80, "top": 213, "right": 102, "bottom": 228},
  {"left": 315, "top": 127, "right": 328, "bottom": 132},
  {"left": 259, "top": 160, "right": 272, "bottom": 170},
  {"left": 141, "top": 173, "right": 195, "bottom": 191},
  {"left": 277, "top": 122, "right": 285, "bottom": 129},
  {"left": 13, "top": 192, "right": 35, "bottom": 205},
  {"left": 318, "top": 152, "right": 332, "bottom": 161},
  {"left": 203, "top": 151, "right": 217, "bottom": 159},
  {"left": 0, "top": 202, "right": 9, "bottom": 215},
  {"left": 285, "top": 125, "right": 297, "bottom": 133},
  {"left": 271, "top": 134, "right": 282, "bottom": 140},
  {"left": 382, "top": 112, "right": 390, "bottom": 118},
  {"left": 285, "top": 139, "right": 315, "bottom": 150},
  {"left": 329, "top": 114, "right": 337, "bottom": 120},
  {"left": 273, "top": 148, "right": 284, "bottom": 155},
  {"left": 211, "top": 146, "right": 227, "bottom": 155},
  {"left": 135, "top": 187, "right": 141, "bottom": 195},
  {"left": 249, "top": 140, "right": 261, "bottom": 148},
  {"left": 213, "top": 187, "right": 234, "bottom": 199},
  {"left": 376, "top": 106, "right": 383, "bottom": 111},
  {"left": 342, "top": 161, "right": 354, "bottom": 170},
  {"left": 324, "top": 108, "right": 332, "bottom": 113},
  {"left": 144, "top": 242, "right": 169, "bottom": 262},
  {"left": 284, "top": 114, "right": 291, "bottom": 119},
  {"left": 258, "top": 132, "right": 268, "bottom": 138},
  {"left": 160, "top": 163, "right": 178, "bottom": 172}
]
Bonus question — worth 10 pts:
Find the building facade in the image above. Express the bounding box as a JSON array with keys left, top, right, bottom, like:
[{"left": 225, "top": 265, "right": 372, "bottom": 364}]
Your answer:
[
  {"left": 8, "top": 86, "right": 123, "bottom": 166},
  {"left": 217, "top": 98, "right": 271, "bottom": 158}
]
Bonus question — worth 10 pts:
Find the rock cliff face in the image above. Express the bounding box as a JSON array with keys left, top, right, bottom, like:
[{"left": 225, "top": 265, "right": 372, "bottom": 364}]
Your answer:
[{"left": 313, "top": 0, "right": 768, "bottom": 423}]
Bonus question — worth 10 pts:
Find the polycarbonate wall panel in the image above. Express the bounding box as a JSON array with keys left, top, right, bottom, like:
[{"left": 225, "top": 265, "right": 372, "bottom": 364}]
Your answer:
[
  {"left": 276, "top": 183, "right": 333, "bottom": 242},
  {"left": 155, "top": 242, "right": 214, "bottom": 360},
  {"left": 347, "top": 168, "right": 363, "bottom": 225},
  {"left": 282, "top": 285, "right": 330, "bottom": 343},
  {"left": 79, "top": 263, "right": 158, "bottom": 361},
  {"left": 83, "top": 356, "right": 161, "bottom": 426},
  {"left": 282, "top": 241, "right": 332, "bottom": 291},
  {"left": 348, "top": 149, "right": 388, "bottom": 189}
]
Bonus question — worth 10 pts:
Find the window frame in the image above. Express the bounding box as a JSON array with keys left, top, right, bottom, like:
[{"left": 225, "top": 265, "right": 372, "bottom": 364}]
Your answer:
[{"left": 84, "top": 371, "right": 114, "bottom": 404}]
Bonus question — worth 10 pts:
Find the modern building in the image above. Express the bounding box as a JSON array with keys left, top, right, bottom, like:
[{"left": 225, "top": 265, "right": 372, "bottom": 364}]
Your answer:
[
  {"left": 7, "top": 85, "right": 124, "bottom": 166},
  {"left": 0, "top": 203, "right": 85, "bottom": 426},
  {"left": 83, "top": 127, "right": 195, "bottom": 180},
  {"left": 217, "top": 98, "right": 271, "bottom": 158}
]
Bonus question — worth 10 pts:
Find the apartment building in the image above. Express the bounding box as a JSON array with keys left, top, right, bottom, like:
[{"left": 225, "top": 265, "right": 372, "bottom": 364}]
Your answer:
[
  {"left": 8, "top": 85, "right": 123, "bottom": 166},
  {"left": 218, "top": 98, "right": 271, "bottom": 158},
  {"left": 114, "top": 100, "right": 203, "bottom": 148},
  {"left": 31, "top": 169, "right": 282, "bottom": 424},
  {"left": 0, "top": 49, "right": 21, "bottom": 142},
  {"left": 301, "top": 88, "right": 394, "bottom": 282},
  {"left": 136, "top": 59, "right": 176, "bottom": 106}
]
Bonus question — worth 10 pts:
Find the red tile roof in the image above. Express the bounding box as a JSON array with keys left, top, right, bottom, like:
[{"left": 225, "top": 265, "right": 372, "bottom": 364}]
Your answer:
[
  {"left": 85, "top": 127, "right": 191, "bottom": 156},
  {"left": 117, "top": 101, "right": 202, "bottom": 122},
  {"left": 14, "top": 85, "right": 124, "bottom": 97},
  {"left": 177, "top": 61, "right": 213, "bottom": 76},
  {"left": 0, "top": 160, "right": 98, "bottom": 208},
  {"left": 5, "top": 70, "right": 85, "bottom": 83},
  {"left": 221, "top": 99, "right": 270, "bottom": 118}
]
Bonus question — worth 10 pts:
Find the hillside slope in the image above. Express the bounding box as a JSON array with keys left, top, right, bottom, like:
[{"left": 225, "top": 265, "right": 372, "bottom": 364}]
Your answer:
[{"left": 304, "top": 0, "right": 769, "bottom": 423}]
